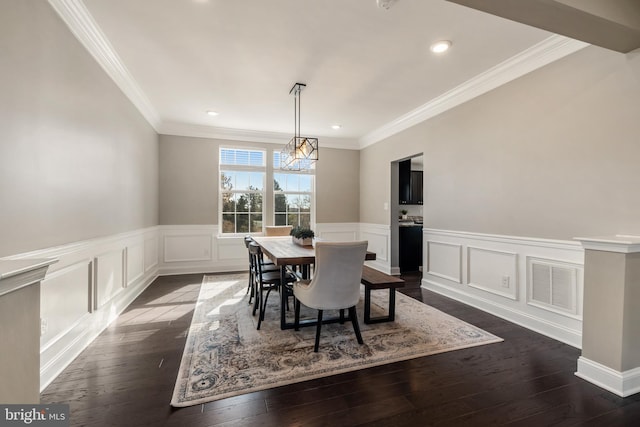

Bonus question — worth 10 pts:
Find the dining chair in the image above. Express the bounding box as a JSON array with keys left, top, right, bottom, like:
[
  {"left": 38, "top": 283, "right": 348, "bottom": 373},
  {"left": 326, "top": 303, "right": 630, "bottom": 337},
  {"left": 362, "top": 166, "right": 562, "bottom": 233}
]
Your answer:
[
  {"left": 264, "top": 225, "right": 293, "bottom": 236},
  {"left": 293, "top": 241, "right": 368, "bottom": 352},
  {"left": 249, "top": 242, "right": 295, "bottom": 330},
  {"left": 244, "top": 236, "right": 277, "bottom": 307}
]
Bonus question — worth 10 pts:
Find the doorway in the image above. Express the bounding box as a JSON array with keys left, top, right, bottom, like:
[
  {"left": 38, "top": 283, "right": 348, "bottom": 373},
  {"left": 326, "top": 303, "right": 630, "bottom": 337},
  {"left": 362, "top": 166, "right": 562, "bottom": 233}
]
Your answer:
[{"left": 390, "top": 154, "right": 423, "bottom": 275}]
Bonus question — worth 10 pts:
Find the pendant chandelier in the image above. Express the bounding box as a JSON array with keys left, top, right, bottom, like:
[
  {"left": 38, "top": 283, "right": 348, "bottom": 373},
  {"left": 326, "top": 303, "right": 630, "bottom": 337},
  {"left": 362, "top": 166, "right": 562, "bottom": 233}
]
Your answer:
[{"left": 280, "top": 83, "right": 319, "bottom": 171}]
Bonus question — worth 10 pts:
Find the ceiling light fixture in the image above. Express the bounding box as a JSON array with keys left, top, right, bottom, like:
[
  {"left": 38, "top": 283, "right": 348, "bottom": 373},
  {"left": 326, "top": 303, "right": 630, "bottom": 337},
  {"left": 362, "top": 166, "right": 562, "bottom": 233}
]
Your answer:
[
  {"left": 206, "top": 110, "right": 219, "bottom": 116},
  {"left": 281, "top": 83, "right": 319, "bottom": 171},
  {"left": 331, "top": 124, "right": 342, "bottom": 130},
  {"left": 430, "top": 40, "right": 452, "bottom": 54}
]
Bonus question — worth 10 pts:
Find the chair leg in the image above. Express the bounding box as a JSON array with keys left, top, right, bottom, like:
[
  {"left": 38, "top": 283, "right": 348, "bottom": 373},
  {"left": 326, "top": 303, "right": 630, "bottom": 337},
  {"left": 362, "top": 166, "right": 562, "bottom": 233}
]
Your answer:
[
  {"left": 294, "top": 298, "right": 301, "bottom": 331},
  {"left": 257, "top": 287, "right": 272, "bottom": 330},
  {"left": 314, "top": 310, "right": 323, "bottom": 352},
  {"left": 252, "top": 284, "right": 260, "bottom": 316},
  {"left": 248, "top": 270, "right": 255, "bottom": 304},
  {"left": 349, "top": 306, "right": 364, "bottom": 345}
]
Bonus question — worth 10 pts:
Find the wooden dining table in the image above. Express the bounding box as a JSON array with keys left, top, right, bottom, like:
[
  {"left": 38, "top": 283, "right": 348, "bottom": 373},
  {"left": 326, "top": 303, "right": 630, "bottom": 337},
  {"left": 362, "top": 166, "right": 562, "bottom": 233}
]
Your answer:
[{"left": 252, "top": 236, "right": 376, "bottom": 330}]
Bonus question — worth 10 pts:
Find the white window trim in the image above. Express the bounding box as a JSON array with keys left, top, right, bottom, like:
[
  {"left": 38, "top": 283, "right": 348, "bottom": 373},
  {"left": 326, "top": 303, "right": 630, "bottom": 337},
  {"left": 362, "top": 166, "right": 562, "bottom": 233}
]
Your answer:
[
  {"left": 219, "top": 147, "right": 267, "bottom": 236},
  {"left": 217, "top": 147, "right": 317, "bottom": 236}
]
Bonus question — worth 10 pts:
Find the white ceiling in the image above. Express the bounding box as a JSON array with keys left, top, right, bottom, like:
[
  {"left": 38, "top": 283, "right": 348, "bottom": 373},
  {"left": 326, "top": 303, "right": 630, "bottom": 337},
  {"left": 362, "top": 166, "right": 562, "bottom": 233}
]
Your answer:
[{"left": 54, "top": 0, "right": 588, "bottom": 148}]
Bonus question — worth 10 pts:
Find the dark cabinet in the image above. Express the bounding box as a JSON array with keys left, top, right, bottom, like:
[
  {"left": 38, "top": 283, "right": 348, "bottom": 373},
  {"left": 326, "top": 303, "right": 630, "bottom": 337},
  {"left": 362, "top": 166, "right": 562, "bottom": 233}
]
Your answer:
[
  {"left": 399, "top": 225, "right": 423, "bottom": 272},
  {"left": 410, "top": 170, "right": 423, "bottom": 204},
  {"left": 399, "top": 160, "right": 411, "bottom": 204},
  {"left": 399, "top": 160, "right": 423, "bottom": 205}
]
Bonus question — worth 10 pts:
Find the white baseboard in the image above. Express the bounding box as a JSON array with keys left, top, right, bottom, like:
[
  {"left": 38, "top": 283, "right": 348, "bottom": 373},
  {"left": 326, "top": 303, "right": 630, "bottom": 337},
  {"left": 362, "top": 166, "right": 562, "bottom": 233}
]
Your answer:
[
  {"left": 576, "top": 357, "right": 640, "bottom": 397},
  {"left": 423, "top": 278, "right": 582, "bottom": 348},
  {"left": 158, "top": 263, "right": 247, "bottom": 276}
]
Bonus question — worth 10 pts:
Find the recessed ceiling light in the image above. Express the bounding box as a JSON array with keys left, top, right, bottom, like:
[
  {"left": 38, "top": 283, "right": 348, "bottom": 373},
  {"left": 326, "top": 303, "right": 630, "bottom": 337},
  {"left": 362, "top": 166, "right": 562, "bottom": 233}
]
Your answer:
[
  {"left": 430, "top": 40, "right": 452, "bottom": 54},
  {"left": 377, "top": 0, "right": 396, "bottom": 10},
  {"left": 331, "top": 124, "right": 342, "bottom": 130},
  {"left": 206, "top": 110, "right": 219, "bottom": 116}
]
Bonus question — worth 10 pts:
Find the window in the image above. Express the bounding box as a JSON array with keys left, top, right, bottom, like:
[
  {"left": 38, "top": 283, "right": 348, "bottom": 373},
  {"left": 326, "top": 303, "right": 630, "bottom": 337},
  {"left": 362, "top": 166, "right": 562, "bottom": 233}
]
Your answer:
[
  {"left": 219, "top": 148, "right": 314, "bottom": 235},
  {"left": 220, "top": 148, "right": 265, "bottom": 234},
  {"left": 273, "top": 152, "right": 313, "bottom": 229}
]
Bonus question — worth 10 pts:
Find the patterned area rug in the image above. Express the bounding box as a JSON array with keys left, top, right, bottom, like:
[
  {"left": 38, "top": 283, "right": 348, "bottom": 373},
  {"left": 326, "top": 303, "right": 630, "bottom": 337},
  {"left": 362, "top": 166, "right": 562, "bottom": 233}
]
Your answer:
[{"left": 171, "top": 273, "right": 503, "bottom": 407}]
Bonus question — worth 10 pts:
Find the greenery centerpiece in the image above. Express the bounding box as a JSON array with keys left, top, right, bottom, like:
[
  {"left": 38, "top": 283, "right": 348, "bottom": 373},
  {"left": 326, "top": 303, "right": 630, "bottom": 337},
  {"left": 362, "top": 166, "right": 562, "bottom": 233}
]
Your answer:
[{"left": 290, "top": 226, "right": 315, "bottom": 246}]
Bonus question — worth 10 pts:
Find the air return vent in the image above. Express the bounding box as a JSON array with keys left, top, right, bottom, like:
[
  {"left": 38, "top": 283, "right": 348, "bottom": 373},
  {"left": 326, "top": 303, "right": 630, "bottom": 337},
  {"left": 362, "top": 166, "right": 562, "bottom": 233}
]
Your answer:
[{"left": 528, "top": 259, "right": 578, "bottom": 315}]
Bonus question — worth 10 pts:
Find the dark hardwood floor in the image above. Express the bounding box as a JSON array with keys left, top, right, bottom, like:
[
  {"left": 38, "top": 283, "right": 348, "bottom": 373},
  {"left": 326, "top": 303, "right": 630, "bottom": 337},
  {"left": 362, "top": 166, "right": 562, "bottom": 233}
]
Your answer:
[{"left": 41, "top": 272, "right": 640, "bottom": 426}]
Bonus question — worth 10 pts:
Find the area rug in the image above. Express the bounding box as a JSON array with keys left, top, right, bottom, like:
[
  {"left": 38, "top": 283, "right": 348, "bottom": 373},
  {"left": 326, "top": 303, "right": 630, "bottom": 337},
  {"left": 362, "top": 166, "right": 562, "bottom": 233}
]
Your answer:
[{"left": 171, "top": 273, "right": 502, "bottom": 407}]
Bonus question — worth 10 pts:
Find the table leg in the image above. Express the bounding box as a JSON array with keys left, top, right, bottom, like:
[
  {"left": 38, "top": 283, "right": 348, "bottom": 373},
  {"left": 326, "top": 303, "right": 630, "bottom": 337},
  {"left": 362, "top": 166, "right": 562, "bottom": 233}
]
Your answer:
[
  {"left": 388, "top": 288, "right": 396, "bottom": 322},
  {"left": 364, "top": 287, "right": 372, "bottom": 323},
  {"left": 280, "top": 265, "right": 287, "bottom": 330}
]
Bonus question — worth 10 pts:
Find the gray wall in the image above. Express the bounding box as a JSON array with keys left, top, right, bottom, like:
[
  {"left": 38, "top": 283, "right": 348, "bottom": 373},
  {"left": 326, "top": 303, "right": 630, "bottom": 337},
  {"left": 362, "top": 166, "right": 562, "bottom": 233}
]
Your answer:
[
  {"left": 0, "top": 1, "right": 159, "bottom": 257},
  {"left": 159, "top": 134, "right": 359, "bottom": 225},
  {"left": 360, "top": 45, "right": 640, "bottom": 240},
  {"left": 315, "top": 147, "right": 360, "bottom": 223}
]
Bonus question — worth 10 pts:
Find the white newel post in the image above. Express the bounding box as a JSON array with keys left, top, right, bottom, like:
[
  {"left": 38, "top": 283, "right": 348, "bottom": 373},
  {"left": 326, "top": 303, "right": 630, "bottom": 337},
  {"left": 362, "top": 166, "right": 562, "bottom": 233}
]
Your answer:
[
  {"left": 575, "top": 235, "right": 640, "bottom": 397},
  {"left": 0, "top": 259, "right": 56, "bottom": 403}
]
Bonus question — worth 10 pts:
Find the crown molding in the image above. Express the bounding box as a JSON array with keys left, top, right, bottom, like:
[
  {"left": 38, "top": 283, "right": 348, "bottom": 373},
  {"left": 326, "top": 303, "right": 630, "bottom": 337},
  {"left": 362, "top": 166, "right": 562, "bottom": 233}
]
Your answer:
[
  {"left": 159, "top": 122, "right": 361, "bottom": 150},
  {"left": 159, "top": 122, "right": 289, "bottom": 145},
  {"left": 50, "top": 2, "right": 588, "bottom": 151},
  {"left": 47, "top": 0, "right": 162, "bottom": 130},
  {"left": 358, "top": 35, "right": 590, "bottom": 149}
]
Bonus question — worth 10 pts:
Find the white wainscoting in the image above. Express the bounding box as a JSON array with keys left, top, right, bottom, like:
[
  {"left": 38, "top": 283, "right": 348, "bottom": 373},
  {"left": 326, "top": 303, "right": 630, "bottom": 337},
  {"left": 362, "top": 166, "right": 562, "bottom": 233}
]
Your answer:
[
  {"left": 358, "top": 223, "right": 391, "bottom": 274},
  {"left": 311, "top": 223, "right": 392, "bottom": 273},
  {"left": 157, "top": 223, "right": 391, "bottom": 277},
  {"left": 422, "top": 228, "right": 584, "bottom": 348},
  {"left": 2, "top": 227, "right": 160, "bottom": 390},
  {"left": 0, "top": 222, "right": 388, "bottom": 392},
  {"left": 426, "top": 241, "right": 462, "bottom": 283},
  {"left": 0, "top": 223, "right": 591, "bottom": 391},
  {"left": 315, "top": 222, "right": 359, "bottom": 242},
  {"left": 158, "top": 225, "right": 247, "bottom": 275}
]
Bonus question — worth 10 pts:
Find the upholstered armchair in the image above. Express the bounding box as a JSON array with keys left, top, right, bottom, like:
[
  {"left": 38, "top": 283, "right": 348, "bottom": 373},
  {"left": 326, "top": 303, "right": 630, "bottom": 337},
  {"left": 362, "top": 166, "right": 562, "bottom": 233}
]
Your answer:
[{"left": 293, "top": 241, "right": 368, "bottom": 352}]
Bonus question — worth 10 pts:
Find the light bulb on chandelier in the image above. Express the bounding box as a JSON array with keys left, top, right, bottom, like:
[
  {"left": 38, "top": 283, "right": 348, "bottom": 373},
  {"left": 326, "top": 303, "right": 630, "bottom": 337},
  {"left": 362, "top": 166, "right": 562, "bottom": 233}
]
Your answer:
[{"left": 280, "top": 83, "right": 319, "bottom": 171}]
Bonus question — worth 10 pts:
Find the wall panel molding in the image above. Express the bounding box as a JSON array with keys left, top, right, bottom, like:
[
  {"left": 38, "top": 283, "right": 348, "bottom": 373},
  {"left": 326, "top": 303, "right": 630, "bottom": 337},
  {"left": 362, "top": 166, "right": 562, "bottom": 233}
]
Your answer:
[
  {"left": 426, "top": 241, "right": 463, "bottom": 283},
  {"left": 1, "top": 226, "right": 160, "bottom": 391},
  {"left": 316, "top": 222, "right": 360, "bottom": 242},
  {"left": 467, "top": 246, "right": 518, "bottom": 300},
  {"left": 0, "top": 224, "right": 590, "bottom": 390},
  {"left": 93, "top": 249, "right": 124, "bottom": 309},
  {"left": 422, "top": 228, "right": 584, "bottom": 348},
  {"left": 359, "top": 223, "right": 391, "bottom": 274},
  {"left": 158, "top": 225, "right": 245, "bottom": 275}
]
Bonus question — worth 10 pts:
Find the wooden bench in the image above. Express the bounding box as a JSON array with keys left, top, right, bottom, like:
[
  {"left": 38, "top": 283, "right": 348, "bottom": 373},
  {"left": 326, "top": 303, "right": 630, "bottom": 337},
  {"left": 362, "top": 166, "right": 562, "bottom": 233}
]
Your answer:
[{"left": 361, "top": 266, "right": 405, "bottom": 324}]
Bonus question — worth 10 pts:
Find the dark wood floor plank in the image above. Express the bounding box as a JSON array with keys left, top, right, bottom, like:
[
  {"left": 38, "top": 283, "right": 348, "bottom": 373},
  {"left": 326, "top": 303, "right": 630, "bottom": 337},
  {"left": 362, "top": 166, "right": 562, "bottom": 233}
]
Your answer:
[{"left": 40, "top": 272, "right": 640, "bottom": 426}]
